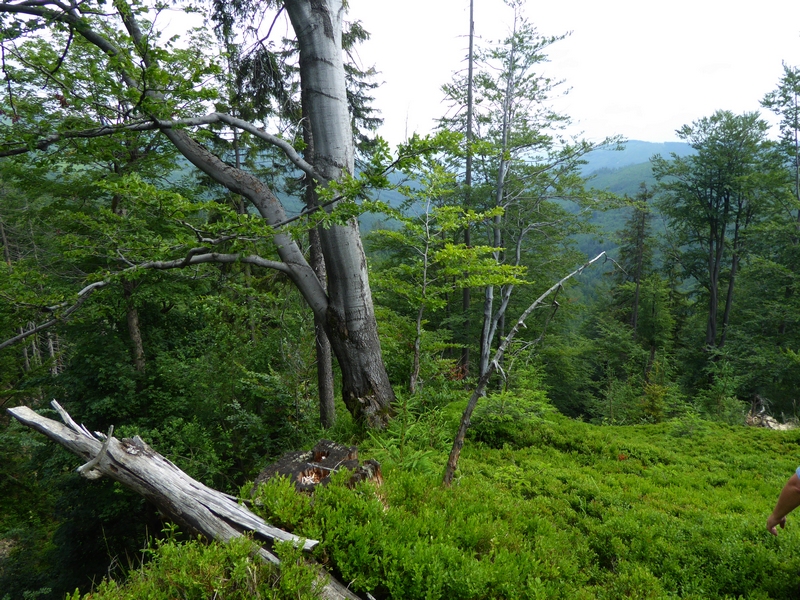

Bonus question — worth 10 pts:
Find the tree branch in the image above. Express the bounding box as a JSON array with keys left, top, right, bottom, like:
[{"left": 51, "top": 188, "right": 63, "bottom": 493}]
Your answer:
[
  {"left": 0, "top": 280, "right": 104, "bottom": 350},
  {"left": 0, "top": 121, "right": 156, "bottom": 157},
  {"left": 0, "top": 112, "right": 324, "bottom": 183},
  {"left": 158, "top": 113, "right": 324, "bottom": 183},
  {"left": 0, "top": 251, "right": 292, "bottom": 351},
  {"left": 7, "top": 400, "right": 363, "bottom": 599},
  {"left": 443, "top": 252, "right": 608, "bottom": 486}
]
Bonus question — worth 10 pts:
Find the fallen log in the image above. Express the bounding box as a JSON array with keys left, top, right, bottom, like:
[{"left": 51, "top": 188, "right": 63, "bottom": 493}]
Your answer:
[{"left": 7, "top": 401, "right": 361, "bottom": 600}]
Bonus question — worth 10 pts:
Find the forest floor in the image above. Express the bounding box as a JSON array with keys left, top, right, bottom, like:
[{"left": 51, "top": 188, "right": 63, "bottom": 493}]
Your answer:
[{"left": 10, "top": 397, "right": 800, "bottom": 600}]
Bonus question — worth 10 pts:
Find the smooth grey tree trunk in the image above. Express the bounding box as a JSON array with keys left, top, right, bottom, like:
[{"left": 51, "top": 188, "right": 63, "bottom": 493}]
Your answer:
[
  {"left": 0, "top": 0, "right": 395, "bottom": 427},
  {"left": 720, "top": 246, "right": 741, "bottom": 347},
  {"left": 630, "top": 208, "right": 646, "bottom": 334},
  {"left": 302, "top": 94, "right": 337, "bottom": 429},
  {"left": 20, "top": 326, "right": 30, "bottom": 372},
  {"left": 705, "top": 212, "right": 727, "bottom": 348},
  {"left": 285, "top": 0, "right": 394, "bottom": 428}
]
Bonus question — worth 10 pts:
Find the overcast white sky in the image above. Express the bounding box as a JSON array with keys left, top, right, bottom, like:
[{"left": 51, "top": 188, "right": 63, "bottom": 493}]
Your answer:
[{"left": 346, "top": 0, "right": 800, "bottom": 147}]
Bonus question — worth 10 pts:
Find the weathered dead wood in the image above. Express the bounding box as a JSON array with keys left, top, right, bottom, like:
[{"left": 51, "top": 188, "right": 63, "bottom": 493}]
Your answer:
[
  {"left": 254, "top": 439, "right": 382, "bottom": 493},
  {"left": 7, "top": 401, "right": 361, "bottom": 600},
  {"left": 443, "top": 252, "right": 608, "bottom": 486}
]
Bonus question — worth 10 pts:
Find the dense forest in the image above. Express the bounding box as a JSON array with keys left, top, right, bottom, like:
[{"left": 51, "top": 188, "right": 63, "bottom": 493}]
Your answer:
[{"left": 2, "top": 0, "right": 800, "bottom": 598}]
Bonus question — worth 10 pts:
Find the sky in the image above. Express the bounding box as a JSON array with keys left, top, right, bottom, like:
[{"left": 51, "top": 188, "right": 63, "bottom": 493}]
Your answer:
[{"left": 346, "top": 0, "right": 800, "bottom": 147}]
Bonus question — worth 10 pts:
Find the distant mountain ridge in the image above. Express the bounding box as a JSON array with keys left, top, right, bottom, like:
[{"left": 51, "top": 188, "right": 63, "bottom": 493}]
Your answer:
[
  {"left": 578, "top": 140, "right": 695, "bottom": 197},
  {"left": 581, "top": 140, "right": 694, "bottom": 175}
]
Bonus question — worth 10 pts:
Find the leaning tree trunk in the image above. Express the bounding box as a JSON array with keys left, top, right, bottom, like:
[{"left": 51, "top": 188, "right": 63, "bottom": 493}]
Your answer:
[
  {"left": 444, "top": 253, "right": 606, "bottom": 486},
  {"left": 8, "top": 401, "right": 360, "bottom": 600},
  {"left": 285, "top": 0, "right": 394, "bottom": 428}
]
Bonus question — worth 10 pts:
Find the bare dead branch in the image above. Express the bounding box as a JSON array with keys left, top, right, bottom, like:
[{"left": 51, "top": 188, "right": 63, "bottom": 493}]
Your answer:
[
  {"left": 76, "top": 424, "right": 113, "bottom": 479},
  {"left": 443, "top": 252, "right": 608, "bottom": 486},
  {"left": 0, "top": 280, "right": 103, "bottom": 350},
  {"left": 7, "top": 400, "right": 362, "bottom": 599},
  {"left": 0, "top": 251, "right": 292, "bottom": 351}
]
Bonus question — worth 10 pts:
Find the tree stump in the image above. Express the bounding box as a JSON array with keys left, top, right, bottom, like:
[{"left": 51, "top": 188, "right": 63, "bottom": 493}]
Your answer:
[{"left": 254, "top": 439, "right": 382, "bottom": 492}]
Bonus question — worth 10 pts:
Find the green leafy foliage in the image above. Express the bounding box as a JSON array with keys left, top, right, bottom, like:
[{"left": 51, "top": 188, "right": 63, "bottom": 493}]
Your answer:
[
  {"left": 470, "top": 366, "right": 557, "bottom": 448},
  {"left": 243, "top": 411, "right": 800, "bottom": 600},
  {"left": 695, "top": 359, "right": 746, "bottom": 424},
  {"left": 70, "top": 535, "right": 321, "bottom": 600},
  {"left": 365, "top": 393, "right": 451, "bottom": 475},
  {"left": 4, "top": 4, "right": 800, "bottom": 600}
]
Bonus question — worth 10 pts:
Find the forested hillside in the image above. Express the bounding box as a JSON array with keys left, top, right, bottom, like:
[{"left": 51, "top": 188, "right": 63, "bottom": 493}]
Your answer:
[
  {"left": 2, "top": 0, "right": 800, "bottom": 599},
  {"left": 582, "top": 140, "right": 695, "bottom": 175}
]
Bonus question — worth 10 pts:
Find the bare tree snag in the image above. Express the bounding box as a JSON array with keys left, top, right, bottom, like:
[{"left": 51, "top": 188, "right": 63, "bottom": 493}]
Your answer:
[
  {"left": 443, "top": 253, "right": 607, "bottom": 486},
  {"left": 7, "top": 401, "right": 361, "bottom": 600}
]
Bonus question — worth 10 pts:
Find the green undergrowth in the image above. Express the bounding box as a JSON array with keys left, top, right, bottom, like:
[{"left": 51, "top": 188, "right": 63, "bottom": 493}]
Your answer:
[
  {"left": 71, "top": 534, "right": 321, "bottom": 600},
  {"left": 250, "top": 408, "right": 800, "bottom": 599},
  {"left": 76, "top": 403, "right": 800, "bottom": 600}
]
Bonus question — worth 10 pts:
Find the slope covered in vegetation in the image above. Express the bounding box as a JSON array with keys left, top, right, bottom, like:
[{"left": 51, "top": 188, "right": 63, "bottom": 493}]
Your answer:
[
  {"left": 3, "top": 2, "right": 800, "bottom": 598},
  {"left": 71, "top": 396, "right": 800, "bottom": 600}
]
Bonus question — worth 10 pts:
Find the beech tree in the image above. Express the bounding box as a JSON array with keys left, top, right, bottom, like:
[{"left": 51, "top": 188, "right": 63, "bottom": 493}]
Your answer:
[
  {"left": 0, "top": 0, "right": 394, "bottom": 427},
  {"left": 653, "top": 110, "right": 785, "bottom": 351}
]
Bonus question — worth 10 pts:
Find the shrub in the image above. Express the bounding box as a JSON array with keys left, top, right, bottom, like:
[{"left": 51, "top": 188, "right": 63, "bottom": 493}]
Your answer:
[{"left": 72, "top": 536, "right": 321, "bottom": 600}]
